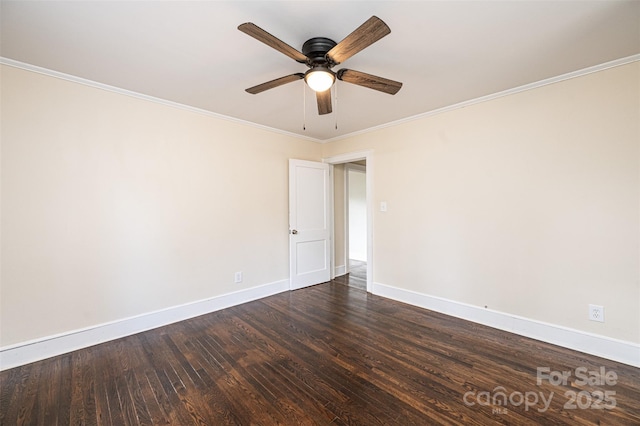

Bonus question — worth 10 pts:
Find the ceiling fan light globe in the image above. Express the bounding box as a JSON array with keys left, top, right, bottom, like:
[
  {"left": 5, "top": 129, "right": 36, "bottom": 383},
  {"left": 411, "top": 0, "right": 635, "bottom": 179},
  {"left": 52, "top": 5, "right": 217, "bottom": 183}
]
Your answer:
[{"left": 305, "top": 69, "right": 335, "bottom": 92}]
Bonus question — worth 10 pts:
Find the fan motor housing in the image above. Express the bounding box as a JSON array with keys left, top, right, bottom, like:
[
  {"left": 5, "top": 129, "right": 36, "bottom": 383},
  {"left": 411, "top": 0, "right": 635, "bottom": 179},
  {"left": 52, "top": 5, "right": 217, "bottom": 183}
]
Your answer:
[{"left": 302, "top": 37, "right": 337, "bottom": 66}]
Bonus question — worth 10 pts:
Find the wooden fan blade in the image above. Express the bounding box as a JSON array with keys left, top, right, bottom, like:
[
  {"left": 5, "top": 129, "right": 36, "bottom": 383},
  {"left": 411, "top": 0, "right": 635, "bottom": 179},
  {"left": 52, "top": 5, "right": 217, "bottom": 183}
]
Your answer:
[
  {"left": 246, "top": 73, "right": 304, "bottom": 94},
  {"left": 316, "top": 89, "right": 332, "bottom": 115},
  {"left": 238, "top": 23, "right": 307, "bottom": 63},
  {"left": 337, "top": 69, "right": 402, "bottom": 95},
  {"left": 326, "top": 16, "right": 390, "bottom": 65}
]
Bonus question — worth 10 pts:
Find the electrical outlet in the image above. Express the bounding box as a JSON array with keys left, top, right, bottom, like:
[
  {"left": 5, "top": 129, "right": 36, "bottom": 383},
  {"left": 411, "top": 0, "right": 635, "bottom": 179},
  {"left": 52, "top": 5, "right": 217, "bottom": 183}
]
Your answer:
[
  {"left": 234, "top": 271, "right": 243, "bottom": 283},
  {"left": 588, "top": 304, "right": 604, "bottom": 322}
]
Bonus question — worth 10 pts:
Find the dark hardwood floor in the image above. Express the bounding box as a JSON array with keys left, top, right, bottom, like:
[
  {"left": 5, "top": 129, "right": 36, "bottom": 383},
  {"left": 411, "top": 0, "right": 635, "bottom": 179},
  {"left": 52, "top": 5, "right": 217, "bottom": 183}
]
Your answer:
[
  {"left": 1, "top": 281, "right": 639, "bottom": 425},
  {"left": 333, "top": 259, "right": 366, "bottom": 290}
]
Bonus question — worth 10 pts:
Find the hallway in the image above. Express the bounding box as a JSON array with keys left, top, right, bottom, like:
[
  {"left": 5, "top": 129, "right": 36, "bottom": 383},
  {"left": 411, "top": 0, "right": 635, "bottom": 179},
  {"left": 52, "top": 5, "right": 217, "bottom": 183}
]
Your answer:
[{"left": 334, "top": 259, "right": 366, "bottom": 290}]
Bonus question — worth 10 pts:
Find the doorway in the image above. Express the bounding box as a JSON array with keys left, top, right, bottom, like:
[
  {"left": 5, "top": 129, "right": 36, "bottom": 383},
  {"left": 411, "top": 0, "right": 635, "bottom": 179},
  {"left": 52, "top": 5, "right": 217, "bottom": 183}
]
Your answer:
[
  {"left": 346, "top": 163, "right": 367, "bottom": 289},
  {"left": 324, "top": 150, "right": 373, "bottom": 292}
]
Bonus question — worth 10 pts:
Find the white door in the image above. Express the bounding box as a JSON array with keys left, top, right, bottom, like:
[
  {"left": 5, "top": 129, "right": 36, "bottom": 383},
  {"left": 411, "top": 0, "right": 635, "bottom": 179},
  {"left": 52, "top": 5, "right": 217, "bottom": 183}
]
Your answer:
[{"left": 289, "top": 159, "right": 331, "bottom": 290}]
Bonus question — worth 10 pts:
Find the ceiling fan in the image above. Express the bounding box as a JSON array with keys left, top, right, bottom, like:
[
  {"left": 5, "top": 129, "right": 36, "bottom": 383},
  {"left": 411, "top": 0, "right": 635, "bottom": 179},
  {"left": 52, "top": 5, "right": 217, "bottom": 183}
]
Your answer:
[{"left": 238, "top": 16, "right": 402, "bottom": 115}]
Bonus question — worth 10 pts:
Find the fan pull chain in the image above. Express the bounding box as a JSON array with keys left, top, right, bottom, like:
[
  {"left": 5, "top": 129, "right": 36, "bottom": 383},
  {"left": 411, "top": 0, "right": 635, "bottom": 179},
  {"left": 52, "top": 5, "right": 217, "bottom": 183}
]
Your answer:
[
  {"left": 334, "top": 82, "right": 338, "bottom": 130},
  {"left": 302, "top": 83, "right": 306, "bottom": 131}
]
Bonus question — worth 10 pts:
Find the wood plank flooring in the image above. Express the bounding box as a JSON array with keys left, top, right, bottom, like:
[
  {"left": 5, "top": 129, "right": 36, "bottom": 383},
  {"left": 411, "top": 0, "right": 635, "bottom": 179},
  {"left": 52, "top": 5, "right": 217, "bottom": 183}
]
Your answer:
[
  {"left": 333, "top": 260, "right": 367, "bottom": 290},
  {"left": 1, "top": 281, "right": 639, "bottom": 425}
]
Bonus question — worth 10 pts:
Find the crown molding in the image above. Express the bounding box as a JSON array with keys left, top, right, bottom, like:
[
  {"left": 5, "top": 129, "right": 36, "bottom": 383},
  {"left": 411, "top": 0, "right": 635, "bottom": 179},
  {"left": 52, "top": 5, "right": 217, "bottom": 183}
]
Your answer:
[
  {"left": 3, "top": 54, "right": 638, "bottom": 145},
  {"left": 322, "top": 54, "right": 640, "bottom": 144},
  {"left": 0, "top": 57, "right": 323, "bottom": 143}
]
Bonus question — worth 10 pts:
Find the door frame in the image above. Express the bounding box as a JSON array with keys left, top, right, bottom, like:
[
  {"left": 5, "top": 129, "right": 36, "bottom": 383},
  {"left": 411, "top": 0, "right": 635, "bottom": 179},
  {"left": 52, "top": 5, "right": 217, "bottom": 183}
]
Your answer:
[{"left": 323, "top": 150, "right": 373, "bottom": 293}]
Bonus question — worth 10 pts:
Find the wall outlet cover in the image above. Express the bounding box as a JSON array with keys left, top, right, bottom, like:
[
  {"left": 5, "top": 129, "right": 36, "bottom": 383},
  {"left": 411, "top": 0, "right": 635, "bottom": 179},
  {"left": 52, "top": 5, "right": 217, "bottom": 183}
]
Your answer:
[{"left": 588, "top": 304, "right": 604, "bottom": 322}]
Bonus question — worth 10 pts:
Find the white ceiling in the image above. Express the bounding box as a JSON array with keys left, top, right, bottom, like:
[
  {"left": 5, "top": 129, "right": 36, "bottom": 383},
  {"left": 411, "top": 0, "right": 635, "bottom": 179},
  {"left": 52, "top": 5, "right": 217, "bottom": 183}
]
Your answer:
[{"left": 2, "top": 1, "right": 639, "bottom": 141}]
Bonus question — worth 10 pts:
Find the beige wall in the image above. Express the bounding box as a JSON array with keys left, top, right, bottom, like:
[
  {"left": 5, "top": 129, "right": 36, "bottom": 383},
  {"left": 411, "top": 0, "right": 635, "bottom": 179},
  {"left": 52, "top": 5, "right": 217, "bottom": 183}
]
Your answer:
[
  {"left": 0, "top": 65, "right": 321, "bottom": 346},
  {"left": 323, "top": 62, "right": 640, "bottom": 344},
  {"left": 2, "top": 61, "right": 638, "bottom": 351}
]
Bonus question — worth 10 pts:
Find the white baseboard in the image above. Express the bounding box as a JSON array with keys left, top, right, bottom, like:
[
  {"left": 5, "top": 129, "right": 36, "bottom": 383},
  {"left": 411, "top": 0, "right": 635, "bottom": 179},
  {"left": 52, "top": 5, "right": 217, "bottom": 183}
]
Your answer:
[
  {"left": 334, "top": 264, "right": 347, "bottom": 277},
  {"left": 0, "top": 279, "right": 289, "bottom": 371},
  {"left": 373, "top": 282, "right": 640, "bottom": 368},
  {"left": 4, "top": 280, "right": 637, "bottom": 371}
]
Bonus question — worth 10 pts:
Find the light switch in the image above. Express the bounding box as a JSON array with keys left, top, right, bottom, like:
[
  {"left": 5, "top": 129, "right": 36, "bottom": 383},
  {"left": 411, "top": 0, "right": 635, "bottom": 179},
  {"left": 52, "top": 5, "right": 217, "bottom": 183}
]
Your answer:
[{"left": 380, "top": 201, "right": 387, "bottom": 212}]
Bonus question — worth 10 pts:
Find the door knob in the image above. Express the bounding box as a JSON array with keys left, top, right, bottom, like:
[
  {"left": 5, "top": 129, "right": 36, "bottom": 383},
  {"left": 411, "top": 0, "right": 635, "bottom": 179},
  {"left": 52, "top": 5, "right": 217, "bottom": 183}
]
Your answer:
[{"left": 291, "top": 229, "right": 298, "bottom": 234}]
